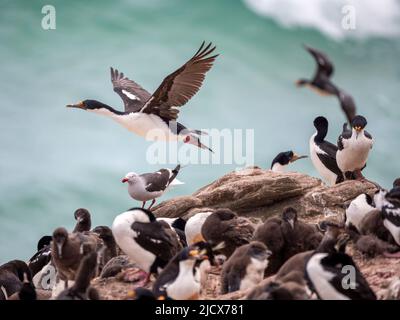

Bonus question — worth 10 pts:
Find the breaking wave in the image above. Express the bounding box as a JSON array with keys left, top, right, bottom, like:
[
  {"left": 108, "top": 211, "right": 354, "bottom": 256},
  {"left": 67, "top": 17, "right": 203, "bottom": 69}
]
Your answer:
[{"left": 244, "top": 0, "right": 400, "bottom": 40}]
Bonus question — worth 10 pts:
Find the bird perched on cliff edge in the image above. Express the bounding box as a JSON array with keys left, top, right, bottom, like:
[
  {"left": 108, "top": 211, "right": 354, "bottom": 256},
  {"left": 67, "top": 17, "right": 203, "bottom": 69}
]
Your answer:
[
  {"left": 67, "top": 42, "right": 218, "bottom": 152},
  {"left": 336, "top": 115, "right": 373, "bottom": 180},
  {"left": 309, "top": 116, "right": 344, "bottom": 185},
  {"left": 270, "top": 151, "right": 307, "bottom": 172}
]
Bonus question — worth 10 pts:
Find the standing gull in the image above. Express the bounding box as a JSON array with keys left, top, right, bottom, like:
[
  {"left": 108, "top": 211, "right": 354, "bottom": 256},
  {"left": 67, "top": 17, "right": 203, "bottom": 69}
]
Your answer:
[
  {"left": 67, "top": 42, "right": 218, "bottom": 151},
  {"left": 122, "top": 164, "right": 183, "bottom": 209}
]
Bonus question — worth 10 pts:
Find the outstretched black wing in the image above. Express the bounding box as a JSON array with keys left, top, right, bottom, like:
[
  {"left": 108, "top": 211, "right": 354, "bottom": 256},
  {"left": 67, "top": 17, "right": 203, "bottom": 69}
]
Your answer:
[
  {"left": 305, "top": 45, "right": 334, "bottom": 80},
  {"left": 336, "top": 90, "right": 357, "bottom": 124},
  {"left": 110, "top": 67, "right": 151, "bottom": 113},
  {"left": 140, "top": 42, "right": 218, "bottom": 121}
]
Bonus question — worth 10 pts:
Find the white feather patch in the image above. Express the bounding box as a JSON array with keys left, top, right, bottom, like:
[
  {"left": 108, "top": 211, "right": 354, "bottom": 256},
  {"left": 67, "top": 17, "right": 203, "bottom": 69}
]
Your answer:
[{"left": 122, "top": 89, "right": 140, "bottom": 101}]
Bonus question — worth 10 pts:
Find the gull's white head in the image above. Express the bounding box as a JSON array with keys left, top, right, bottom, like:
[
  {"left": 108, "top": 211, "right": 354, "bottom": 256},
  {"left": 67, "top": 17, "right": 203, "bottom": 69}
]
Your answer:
[{"left": 121, "top": 172, "right": 139, "bottom": 184}]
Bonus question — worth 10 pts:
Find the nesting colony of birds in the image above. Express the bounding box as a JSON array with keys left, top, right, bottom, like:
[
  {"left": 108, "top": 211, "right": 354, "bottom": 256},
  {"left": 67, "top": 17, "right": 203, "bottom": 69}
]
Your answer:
[{"left": 1, "top": 42, "right": 400, "bottom": 301}]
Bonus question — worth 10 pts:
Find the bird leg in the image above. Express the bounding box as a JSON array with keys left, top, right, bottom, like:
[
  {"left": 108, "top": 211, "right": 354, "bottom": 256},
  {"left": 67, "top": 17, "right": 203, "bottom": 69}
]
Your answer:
[
  {"left": 118, "top": 267, "right": 149, "bottom": 285},
  {"left": 148, "top": 199, "right": 156, "bottom": 210},
  {"left": 383, "top": 251, "right": 400, "bottom": 258},
  {"left": 141, "top": 201, "right": 146, "bottom": 208}
]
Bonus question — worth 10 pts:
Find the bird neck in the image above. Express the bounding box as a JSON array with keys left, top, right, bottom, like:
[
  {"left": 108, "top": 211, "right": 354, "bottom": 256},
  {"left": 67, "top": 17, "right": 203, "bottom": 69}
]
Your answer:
[
  {"left": 271, "top": 162, "right": 286, "bottom": 172},
  {"left": 314, "top": 127, "right": 327, "bottom": 143},
  {"left": 88, "top": 105, "right": 125, "bottom": 117}
]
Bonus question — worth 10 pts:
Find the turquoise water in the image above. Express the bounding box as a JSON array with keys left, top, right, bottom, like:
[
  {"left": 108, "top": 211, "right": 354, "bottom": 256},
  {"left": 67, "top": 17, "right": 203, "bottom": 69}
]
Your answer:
[{"left": 1, "top": 0, "right": 399, "bottom": 263}]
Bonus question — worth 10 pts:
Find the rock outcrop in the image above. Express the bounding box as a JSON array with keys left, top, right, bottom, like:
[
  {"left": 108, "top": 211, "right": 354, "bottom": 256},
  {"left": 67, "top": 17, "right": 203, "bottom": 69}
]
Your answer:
[{"left": 153, "top": 167, "right": 377, "bottom": 221}]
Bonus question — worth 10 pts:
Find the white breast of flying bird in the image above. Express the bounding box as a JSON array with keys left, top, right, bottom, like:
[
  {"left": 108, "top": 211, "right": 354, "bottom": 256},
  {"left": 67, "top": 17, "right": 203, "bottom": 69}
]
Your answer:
[{"left": 93, "top": 108, "right": 186, "bottom": 142}]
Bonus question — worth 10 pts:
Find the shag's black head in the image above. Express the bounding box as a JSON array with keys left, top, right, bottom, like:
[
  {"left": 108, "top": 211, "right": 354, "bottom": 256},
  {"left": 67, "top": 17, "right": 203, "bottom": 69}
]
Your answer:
[
  {"left": 271, "top": 151, "right": 293, "bottom": 168},
  {"left": 128, "top": 207, "right": 156, "bottom": 222},
  {"left": 172, "top": 217, "right": 187, "bottom": 232},
  {"left": 296, "top": 79, "right": 310, "bottom": 87},
  {"left": 314, "top": 116, "right": 328, "bottom": 132},
  {"left": 271, "top": 151, "right": 307, "bottom": 169},
  {"left": 351, "top": 115, "right": 367, "bottom": 131},
  {"left": 37, "top": 235, "right": 52, "bottom": 251},
  {"left": 393, "top": 178, "right": 400, "bottom": 189},
  {"left": 313, "top": 116, "right": 329, "bottom": 141},
  {"left": 66, "top": 100, "right": 123, "bottom": 114}
]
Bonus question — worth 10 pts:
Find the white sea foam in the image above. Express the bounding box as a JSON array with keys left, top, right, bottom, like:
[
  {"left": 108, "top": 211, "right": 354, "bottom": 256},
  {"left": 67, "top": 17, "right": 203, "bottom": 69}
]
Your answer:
[{"left": 244, "top": 0, "right": 400, "bottom": 40}]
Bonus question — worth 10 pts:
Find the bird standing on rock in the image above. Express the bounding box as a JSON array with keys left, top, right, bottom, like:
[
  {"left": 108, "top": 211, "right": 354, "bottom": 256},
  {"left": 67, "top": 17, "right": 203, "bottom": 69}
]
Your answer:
[
  {"left": 122, "top": 164, "right": 183, "bottom": 210},
  {"left": 336, "top": 115, "right": 373, "bottom": 180},
  {"left": 111, "top": 208, "right": 181, "bottom": 286},
  {"left": 51, "top": 227, "right": 100, "bottom": 283},
  {"left": 309, "top": 116, "right": 344, "bottom": 185},
  {"left": 270, "top": 151, "right": 307, "bottom": 172},
  {"left": 201, "top": 208, "right": 255, "bottom": 258},
  {"left": 66, "top": 42, "right": 218, "bottom": 152}
]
